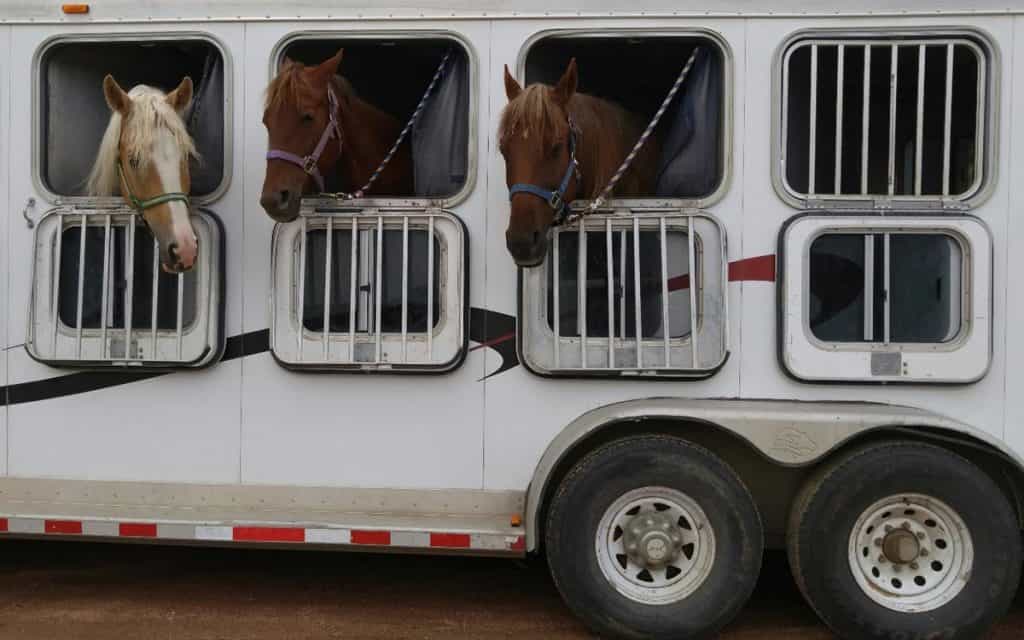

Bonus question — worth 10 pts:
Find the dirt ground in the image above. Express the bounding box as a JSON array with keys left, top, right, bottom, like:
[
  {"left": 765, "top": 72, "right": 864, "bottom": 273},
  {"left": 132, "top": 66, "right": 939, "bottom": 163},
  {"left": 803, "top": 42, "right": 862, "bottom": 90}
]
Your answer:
[{"left": 0, "top": 540, "right": 1020, "bottom": 639}]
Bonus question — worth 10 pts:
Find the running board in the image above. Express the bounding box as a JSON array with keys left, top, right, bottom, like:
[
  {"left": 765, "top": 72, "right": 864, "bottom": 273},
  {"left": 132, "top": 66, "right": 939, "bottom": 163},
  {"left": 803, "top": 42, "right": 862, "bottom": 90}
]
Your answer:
[{"left": 0, "top": 478, "right": 526, "bottom": 556}]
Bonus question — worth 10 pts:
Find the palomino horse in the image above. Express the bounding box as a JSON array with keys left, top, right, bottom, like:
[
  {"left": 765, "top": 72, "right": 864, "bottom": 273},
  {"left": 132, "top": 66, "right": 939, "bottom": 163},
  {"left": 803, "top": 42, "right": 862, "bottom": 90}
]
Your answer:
[
  {"left": 499, "top": 59, "right": 660, "bottom": 266},
  {"left": 87, "top": 75, "right": 199, "bottom": 273},
  {"left": 87, "top": 75, "right": 199, "bottom": 272},
  {"left": 261, "top": 50, "right": 414, "bottom": 221}
]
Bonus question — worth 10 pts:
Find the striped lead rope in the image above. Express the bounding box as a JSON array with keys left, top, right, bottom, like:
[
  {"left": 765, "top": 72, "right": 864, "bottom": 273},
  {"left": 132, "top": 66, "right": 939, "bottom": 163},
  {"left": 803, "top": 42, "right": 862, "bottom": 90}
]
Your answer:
[
  {"left": 334, "top": 49, "right": 453, "bottom": 200},
  {"left": 561, "top": 47, "right": 702, "bottom": 227}
]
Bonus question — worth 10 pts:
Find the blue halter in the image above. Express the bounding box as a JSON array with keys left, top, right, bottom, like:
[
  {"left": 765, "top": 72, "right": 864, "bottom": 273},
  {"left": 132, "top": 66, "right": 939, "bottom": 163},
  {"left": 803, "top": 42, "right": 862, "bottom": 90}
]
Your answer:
[{"left": 508, "top": 116, "right": 581, "bottom": 226}]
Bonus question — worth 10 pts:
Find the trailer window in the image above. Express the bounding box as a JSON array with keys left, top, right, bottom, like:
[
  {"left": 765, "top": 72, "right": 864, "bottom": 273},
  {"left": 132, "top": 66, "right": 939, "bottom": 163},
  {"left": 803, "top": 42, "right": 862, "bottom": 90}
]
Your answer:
[
  {"left": 270, "top": 210, "right": 467, "bottom": 372},
  {"left": 38, "top": 38, "right": 227, "bottom": 199},
  {"left": 523, "top": 33, "right": 728, "bottom": 202},
  {"left": 27, "top": 209, "right": 225, "bottom": 368},
  {"left": 779, "top": 31, "right": 991, "bottom": 206},
  {"left": 779, "top": 214, "right": 991, "bottom": 383},
  {"left": 520, "top": 212, "right": 726, "bottom": 378},
  {"left": 277, "top": 36, "right": 471, "bottom": 199}
]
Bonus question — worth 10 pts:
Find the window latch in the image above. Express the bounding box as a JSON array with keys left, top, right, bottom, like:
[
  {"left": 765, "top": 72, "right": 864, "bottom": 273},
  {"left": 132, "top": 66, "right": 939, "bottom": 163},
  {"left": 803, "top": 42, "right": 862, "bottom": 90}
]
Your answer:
[{"left": 22, "top": 197, "right": 36, "bottom": 229}]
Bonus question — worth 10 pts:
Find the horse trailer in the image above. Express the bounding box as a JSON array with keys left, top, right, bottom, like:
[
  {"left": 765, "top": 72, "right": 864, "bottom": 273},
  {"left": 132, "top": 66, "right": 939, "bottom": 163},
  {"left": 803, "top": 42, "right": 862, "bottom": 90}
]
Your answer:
[{"left": 1, "top": 1, "right": 1024, "bottom": 637}]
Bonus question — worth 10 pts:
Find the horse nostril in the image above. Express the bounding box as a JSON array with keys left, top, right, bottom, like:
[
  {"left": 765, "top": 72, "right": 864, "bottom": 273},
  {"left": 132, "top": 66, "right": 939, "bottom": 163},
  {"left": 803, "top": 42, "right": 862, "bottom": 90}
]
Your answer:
[
  {"left": 279, "top": 190, "right": 291, "bottom": 207},
  {"left": 167, "top": 242, "right": 180, "bottom": 263},
  {"left": 531, "top": 230, "right": 541, "bottom": 245}
]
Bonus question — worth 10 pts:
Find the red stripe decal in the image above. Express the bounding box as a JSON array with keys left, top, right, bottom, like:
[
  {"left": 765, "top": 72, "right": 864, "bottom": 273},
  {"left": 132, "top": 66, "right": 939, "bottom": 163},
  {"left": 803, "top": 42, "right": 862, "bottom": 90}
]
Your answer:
[
  {"left": 667, "top": 274, "right": 690, "bottom": 292},
  {"left": 119, "top": 523, "right": 157, "bottom": 538},
  {"left": 470, "top": 332, "right": 515, "bottom": 352},
  {"left": 509, "top": 536, "right": 526, "bottom": 551},
  {"left": 45, "top": 520, "right": 82, "bottom": 535},
  {"left": 728, "top": 254, "right": 776, "bottom": 282},
  {"left": 351, "top": 530, "right": 391, "bottom": 545},
  {"left": 0, "top": 519, "right": 8, "bottom": 533},
  {"left": 430, "top": 533, "right": 471, "bottom": 548},
  {"left": 232, "top": 527, "right": 305, "bottom": 543}
]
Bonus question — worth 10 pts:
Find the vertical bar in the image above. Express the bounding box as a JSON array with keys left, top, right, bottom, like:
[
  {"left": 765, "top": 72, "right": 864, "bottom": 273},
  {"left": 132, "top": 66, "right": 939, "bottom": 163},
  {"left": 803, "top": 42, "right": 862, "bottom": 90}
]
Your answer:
[
  {"left": 883, "top": 233, "right": 891, "bottom": 344},
  {"left": 349, "top": 217, "right": 358, "bottom": 362},
  {"left": 632, "top": 217, "right": 642, "bottom": 369},
  {"left": 322, "top": 216, "right": 333, "bottom": 359},
  {"left": 100, "top": 215, "right": 111, "bottom": 358},
  {"left": 75, "top": 214, "right": 87, "bottom": 358},
  {"left": 864, "top": 235, "right": 875, "bottom": 341},
  {"left": 125, "top": 215, "right": 135, "bottom": 359},
  {"left": 374, "top": 215, "right": 383, "bottom": 363},
  {"left": 427, "top": 216, "right": 434, "bottom": 359},
  {"left": 296, "top": 216, "right": 307, "bottom": 360},
  {"left": 175, "top": 272, "right": 184, "bottom": 360},
  {"left": 942, "top": 43, "right": 954, "bottom": 196},
  {"left": 401, "top": 216, "right": 409, "bottom": 362},
  {"left": 861, "top": 44, "right": 872, "bottom": 195},
  {"left": 834, "top": 45, "right": 845, "bottom": 195},
  {"left": 687, "top": 217, "right": 698, "bottom": 369},
  {"left": 150, "top": 237, "right": 159, "bottom": 355},
  {"left": 578, "top": 218, "right": 587, "bottom": 369},
  {"left": 659, "top": 217, "right": 670, "bottom": 368},
  {"left": 605, "top": 218, "right": 614, "bottom": 369},
  {"left": 808, "top": 44, "right": 819, "bottom": 195},
  {"left": 553, "top": 230, "right": 560, "bottom": 368},
  {"left": 619, "top": 230, "right": 626, "bottom": 341},
  {"left": 51, "top": 212, "right": 64, "bottom": 356},
  {"left": 914, "top": 44, "right": 926, "bottom": 195},
  {"left": 888, "top": 44, "right": 898, "bottom": 196}
]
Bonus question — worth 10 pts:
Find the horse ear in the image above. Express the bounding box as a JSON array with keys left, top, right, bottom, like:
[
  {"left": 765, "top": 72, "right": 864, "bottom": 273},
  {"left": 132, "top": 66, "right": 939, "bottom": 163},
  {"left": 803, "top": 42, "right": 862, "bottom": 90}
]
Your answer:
[
  {"left": 103, "top": 74, "right": 131, "bottom": 116},
  {"left": 311, "top": 49, "right": 344, "bottom": 86},
  {"left": 504, "top": 65, "right": 522, "bottom": 102},
  {"left": 552, "top": 58, "right": 578, "bottom": 106},
  {"left": 165, "top": 76, "right": 194, "bottom": 114}
]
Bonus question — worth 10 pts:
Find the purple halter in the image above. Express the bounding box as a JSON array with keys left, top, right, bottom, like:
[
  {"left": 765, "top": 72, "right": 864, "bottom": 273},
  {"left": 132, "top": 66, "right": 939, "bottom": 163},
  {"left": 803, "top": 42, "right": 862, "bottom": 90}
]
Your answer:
[{"left": 265, "top": 86, "right": 342, "bottom": 192}]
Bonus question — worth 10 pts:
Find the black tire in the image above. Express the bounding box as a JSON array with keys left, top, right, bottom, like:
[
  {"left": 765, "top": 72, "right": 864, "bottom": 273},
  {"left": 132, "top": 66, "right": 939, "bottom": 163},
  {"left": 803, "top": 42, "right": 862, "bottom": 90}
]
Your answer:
[
  {"left": 544, "top": 435, "right": 763, "bottom": 640},
  {"left": 788, "top": 441, "right": 1021, "bottom": 640}
]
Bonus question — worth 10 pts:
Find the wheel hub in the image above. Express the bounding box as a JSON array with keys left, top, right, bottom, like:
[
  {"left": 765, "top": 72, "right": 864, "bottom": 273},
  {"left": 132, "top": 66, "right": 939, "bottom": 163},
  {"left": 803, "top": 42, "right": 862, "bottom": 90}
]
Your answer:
[
  {"left": 623, "top": 512, "right": 684, "bottom": 568},
  {"left": 882, "top": 528, "right": 921, "bottom": 565}
]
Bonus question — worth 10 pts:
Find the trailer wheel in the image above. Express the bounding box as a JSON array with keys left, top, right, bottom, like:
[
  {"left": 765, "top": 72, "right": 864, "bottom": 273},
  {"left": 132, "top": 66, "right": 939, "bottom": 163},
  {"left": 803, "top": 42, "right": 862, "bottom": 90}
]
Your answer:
[
  {"left": 788, "top": 442, "right": 1021, "bottom": 640},
  {"left": 545, "top": 436, "right": 763, "bottom": 640}
]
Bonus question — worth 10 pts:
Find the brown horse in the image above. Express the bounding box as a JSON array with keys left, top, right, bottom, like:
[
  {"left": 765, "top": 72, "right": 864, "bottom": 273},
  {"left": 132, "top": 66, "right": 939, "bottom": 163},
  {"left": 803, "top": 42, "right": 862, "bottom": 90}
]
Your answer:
[
  {"left": 261, "top": 50, "right": 414, "bottom": 222},
  {"left": 499, "top": 59, "right": 659, "bottom": 266}
]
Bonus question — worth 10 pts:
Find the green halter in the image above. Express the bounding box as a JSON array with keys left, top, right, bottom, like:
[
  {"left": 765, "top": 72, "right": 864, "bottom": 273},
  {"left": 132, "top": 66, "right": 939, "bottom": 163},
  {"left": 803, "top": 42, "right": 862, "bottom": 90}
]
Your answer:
[{"left": 116, "top": 160, "right": 191, "bottom": 213}]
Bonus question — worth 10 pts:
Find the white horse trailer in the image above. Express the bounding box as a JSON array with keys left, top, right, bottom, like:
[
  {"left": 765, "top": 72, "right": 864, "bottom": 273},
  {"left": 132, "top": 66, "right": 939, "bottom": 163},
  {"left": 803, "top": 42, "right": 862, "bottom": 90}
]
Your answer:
[{"left": 1, "top": 1, "right": 1023, "bottom": 637}]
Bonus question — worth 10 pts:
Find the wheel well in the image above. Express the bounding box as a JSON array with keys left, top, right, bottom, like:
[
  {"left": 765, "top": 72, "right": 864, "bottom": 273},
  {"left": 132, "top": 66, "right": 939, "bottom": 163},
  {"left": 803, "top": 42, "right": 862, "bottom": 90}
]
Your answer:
[{"left": 533, "top": 418, "right": 1024, "bottom": 553}]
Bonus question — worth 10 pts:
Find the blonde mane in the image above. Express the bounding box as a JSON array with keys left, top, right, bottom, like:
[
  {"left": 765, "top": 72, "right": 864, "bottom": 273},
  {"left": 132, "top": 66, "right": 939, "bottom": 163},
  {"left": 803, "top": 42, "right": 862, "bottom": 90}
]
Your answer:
[{"left": 86, "top": 84, "right": 198, "bottom": 196}]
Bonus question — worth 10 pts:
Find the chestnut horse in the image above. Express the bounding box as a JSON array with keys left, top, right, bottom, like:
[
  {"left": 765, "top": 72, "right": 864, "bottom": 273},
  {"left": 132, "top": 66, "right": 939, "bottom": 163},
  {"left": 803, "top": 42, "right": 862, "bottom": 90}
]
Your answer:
[
  {"left": 87, "top": 76, "right": 199, "bottom": 272},
  {"left": 499, "top": 59, "right": 660, "bottom": 266},
  {"left": 261, "top": 50, "right": 414, "bottom": 221}
]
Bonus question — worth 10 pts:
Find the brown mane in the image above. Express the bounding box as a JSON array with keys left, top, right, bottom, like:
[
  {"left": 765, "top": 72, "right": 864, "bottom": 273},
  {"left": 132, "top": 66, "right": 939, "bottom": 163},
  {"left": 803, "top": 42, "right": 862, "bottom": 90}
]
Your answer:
[
  {"left": 498, "top": 84, "right": 658, "bottom": 198},
  {"left": 264, "top": 59, "right": 356, "bottom": 111}
]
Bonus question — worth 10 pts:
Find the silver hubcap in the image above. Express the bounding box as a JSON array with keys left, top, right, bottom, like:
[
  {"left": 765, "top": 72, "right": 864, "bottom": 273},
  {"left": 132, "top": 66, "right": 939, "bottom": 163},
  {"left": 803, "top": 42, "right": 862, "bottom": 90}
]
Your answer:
[
  {"left": 596, "top": 487, "right": 716, "bottom": 605},
  {"left": 849, "top": 494, "right": 973, "bottom": 613}
]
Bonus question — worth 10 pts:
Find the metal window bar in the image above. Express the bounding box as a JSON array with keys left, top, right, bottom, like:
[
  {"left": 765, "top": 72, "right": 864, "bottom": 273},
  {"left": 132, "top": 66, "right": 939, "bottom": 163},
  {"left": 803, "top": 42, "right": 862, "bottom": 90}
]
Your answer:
[
  {"left": 75, "top": 214, "right": 87, "bottom": 358},
  {"left": 427, "top": 216, "right": 434, "bottom": 359},
  {"left": 552, "top": 229, "right": 560, "bottom": 368},
  {"left": 348, "top": 217, "right": 358, "bottom": 361},
  {"left": 687, "top": 217, "right": 699, "bottom": 369},
  {"left": 915, "top": 45, "right": 926, "bottom": 196},
  {"left": 151, "top": 237, "right": 160, "bottom": 355},
  {"left": 883, "top": 233, "right": 892, "bottom": 344},
  {"left": 401, "top": 216, "right": 409, "bottom": 362},
  {"left": 296, "top": 216, "right": 307, "bottom": 359},
  {"left": 943, "top": 44, "right": 954, "bottom": 196},
  {"left": 578, "top": 218, "right": 587, "bottom": 368},
  {"left": 808, "top": 45, "right": 818, "bottom": 195},
  {"left": 322, "top": 216, "right": 333, "bottom": 359},
  {"left": 100, "top": 215, "right": 111, "bottom": 359},
  {"left": 374, "top": 215, "right": 384, "bottom": 363},
  {"left": 888, "top": 44, "right": 898, "bottom": 197},
  {"left": 864, "top": 235, "right": 875, "bottom": 342},
  {"left": 834, "top": 45, "right": 845, "bottom": 195},
  {"left": 659, "top": 217, "right": 671, "bottom": 367},
  {"left": 125, "top": 215, "right": 136, "bottom": 359},
  {"left": 861, "top": 44, "right": 872, "bottom": 195},
  {"left": 633, "top": 217, "right": 643, "bottom": 369},
  {"left": 606, "top": 218, "right": 615, "bottom": 368},
  {"left": 51, "top": 212, "right": 63, "bottom": 356}
]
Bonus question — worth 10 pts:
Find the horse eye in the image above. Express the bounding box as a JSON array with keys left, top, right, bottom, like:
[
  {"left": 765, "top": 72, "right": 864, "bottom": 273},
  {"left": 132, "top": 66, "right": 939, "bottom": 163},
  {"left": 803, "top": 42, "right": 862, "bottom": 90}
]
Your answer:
[
  {"left": 550, "top": 142, "right": 563, "bottom": 156},
  {"left": 301, "top": 113, "right": 314, "bottom": 123}
]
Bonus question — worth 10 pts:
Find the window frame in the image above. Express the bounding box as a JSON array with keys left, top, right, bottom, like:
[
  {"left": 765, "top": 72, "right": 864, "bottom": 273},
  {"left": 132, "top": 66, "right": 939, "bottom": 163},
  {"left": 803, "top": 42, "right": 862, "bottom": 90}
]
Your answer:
[
  {"left": 771, "top": 27, "right": 998, "bottom": 211},
  {"left": 269, "top": 206, "right": 468, "bottom": 373},
  {"left": 515, "top": 27, "right": 734, "bottom": 210},
  {"left": 26, "top": 206, "right": 226, "bottom": 369},
  {"left": 269, "top": 30, "right": 478, "bottom": 209},
  {"left": 31, "top": 31, "right": 234, "bottom": 206},
  {"left": 778, "top": 212, "right": 993, "bottom": 384},
  {"left": 519, "top": 210, "right": 729, "bottom": 379}
]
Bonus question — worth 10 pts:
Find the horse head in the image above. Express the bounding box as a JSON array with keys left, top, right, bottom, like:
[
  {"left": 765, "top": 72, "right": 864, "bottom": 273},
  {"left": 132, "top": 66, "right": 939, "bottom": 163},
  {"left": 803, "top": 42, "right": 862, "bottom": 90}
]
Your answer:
[
  {"left": 261, "top": 49, "right": 344, "bottom": 222},
  {"left": 88, "top": 75, "right": 199, "bottom": 273},
  {"left": 499, "top": 59, "right": 580, "bottom": 267}
]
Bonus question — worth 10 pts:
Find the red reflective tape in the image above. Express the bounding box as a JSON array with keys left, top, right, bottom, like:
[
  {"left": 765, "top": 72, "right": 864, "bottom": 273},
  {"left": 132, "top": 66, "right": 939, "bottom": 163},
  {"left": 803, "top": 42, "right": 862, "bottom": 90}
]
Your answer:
[
  {"left": 667, "top": 274, "right": 690, "bottom": 292},
  {"left": 509, "top": 536, "right": 526, "bottom": 551},
  {"left": 45, "top": 520, "right": 82, "bottom": 534},
  {"left": 728, "top": 254, "right": 776, "bottom": 282},
  {"left": 232, "top": 527, "right": 305, "bottom": 543},
  {"left": 0, "top": 519, "right": 8, "bottom": 533},
  {"left": 119, "top": 523, "right": 157, "bottom": 538},
  {"left": 430, "top": 533, "right": 471, "bottom": 548},
  {"left": 350, "top": 530, "right": 390, "bottom": 545},
  {"left": 469, "top": 332, "right": 515, "bottom": 352}
]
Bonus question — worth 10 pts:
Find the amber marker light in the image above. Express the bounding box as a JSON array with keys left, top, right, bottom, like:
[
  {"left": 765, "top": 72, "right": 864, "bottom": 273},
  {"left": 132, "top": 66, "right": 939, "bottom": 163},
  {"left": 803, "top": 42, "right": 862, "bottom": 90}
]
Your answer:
[{"left": 61, "top": 4, "right": 90, "bottom": 14}]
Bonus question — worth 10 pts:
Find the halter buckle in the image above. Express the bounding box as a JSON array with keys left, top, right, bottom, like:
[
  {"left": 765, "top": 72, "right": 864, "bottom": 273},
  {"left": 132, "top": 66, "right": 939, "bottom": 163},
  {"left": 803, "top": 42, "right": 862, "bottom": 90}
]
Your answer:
[
  {"left": 302, "top": 155, "right": 318, "bottom": 174},
  {"left": 548, "top": 192, "right": 563, "bottom": 211}
]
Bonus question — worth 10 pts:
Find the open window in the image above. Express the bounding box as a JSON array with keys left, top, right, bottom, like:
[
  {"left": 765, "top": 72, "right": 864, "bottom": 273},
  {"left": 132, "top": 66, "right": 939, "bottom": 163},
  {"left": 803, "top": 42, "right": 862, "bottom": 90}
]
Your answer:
[
  {"left": 26, "top": 208, "right": 225, "bottom": 368},
  {"left": 38, "top": 36, "right": 228, "bottom": 200},
  {"left": 779, "top": 214, "right": 992, "bottom": 383},
  {"left": 270, "top": 207, "right": 467, "bottom": 372},
  {"left": 777, "top": 29, "right": 994, "bottom": 208},
  {"left": 520, "top": 212, "right": 727, "bottom": 378},
  {"left": 523, "top": 31, "right": 729, "bottom": 202},
  {"left": 275, "top": 35, "right": 472, "bottom": 200}
]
